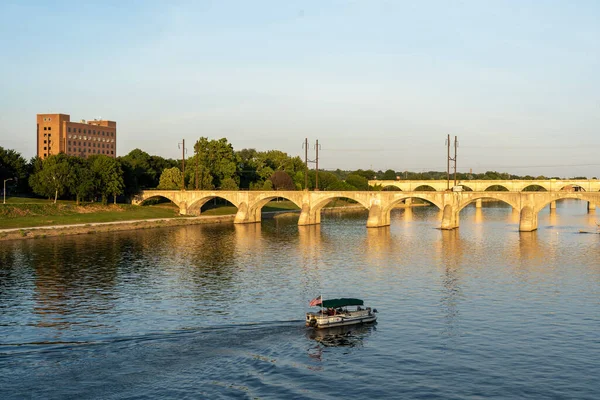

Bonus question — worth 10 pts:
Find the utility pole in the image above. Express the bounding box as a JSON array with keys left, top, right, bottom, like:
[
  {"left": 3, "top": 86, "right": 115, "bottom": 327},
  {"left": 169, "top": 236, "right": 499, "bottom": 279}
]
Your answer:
[
  {"left": 446, "top": 135, "right": 458, "bottom": 189},
  {"left": 194, "top": 141, "right": 198, "bottom": 190},
  {"left": 315, "top": 140, "right": 319, "bottom": 191},
  {"left": 446, "top": 134, "right": 451, "bottom": 190},
  {"left": 303, "top": 138, "right": 309, "bottom": 190},
  {"left": 453, "top": 136, "right": 458, "bottom": 187},
  {"left": 3, "top": 178, "right": 13, "bottom": 204},
  {"left": 178, "top": 139, "right": 186, "bottom": 191}
]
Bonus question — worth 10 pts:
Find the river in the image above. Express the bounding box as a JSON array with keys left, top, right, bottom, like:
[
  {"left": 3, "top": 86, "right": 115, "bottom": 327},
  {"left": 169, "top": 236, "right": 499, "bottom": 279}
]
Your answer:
[{"left": 1, "top": 200, "right": 599, "bottom": 399}]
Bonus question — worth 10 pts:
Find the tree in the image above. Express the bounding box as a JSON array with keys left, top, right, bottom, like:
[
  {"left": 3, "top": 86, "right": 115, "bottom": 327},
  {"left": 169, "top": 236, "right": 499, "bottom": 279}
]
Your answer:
[
  {"left": 29, "top": 154, "right": 71, "bottom": 203},
  {"left": 0, "top": 147, "right": 29, "bottom": 194},
  {"left": 345, "top": 174, "right": 369, "bottom": 190},
  {"left": 353, "top": 169, "right": 377, "bottom": 180},
  {"left": 185, "top": 156, "right": 213, "bottom": 189},
  {"left": 119, "top": 149, "right": 155, "bottom": 196},
  {"left": 382, "top": 169, "right": 397, "bottom": 180},
  {"left": 157, "top": 167, "right": 183, "bottom": 190},
  {"left": 67, "top": 157, "right": 95, "bottom": 204},
  {"left": 194, "top": 137, "right": 238, "bottom": 188},
  {"left": 220, "top": 177, "right": 239, "bottom": 190},
  {"left": 269, "top": 170, "right": 295, "bottom": 190},
  {"left": 90, "top": 155, "right": 124, "bottom": 204},
  {"left": 236, "top": 148, "right": 260, "bottom": 189}
]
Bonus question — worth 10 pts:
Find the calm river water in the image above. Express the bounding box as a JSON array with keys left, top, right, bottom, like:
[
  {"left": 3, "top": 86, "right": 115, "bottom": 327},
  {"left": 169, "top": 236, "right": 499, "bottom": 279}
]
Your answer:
[{"left": 1, "top": 200, "right": 599, "bottom": 399}]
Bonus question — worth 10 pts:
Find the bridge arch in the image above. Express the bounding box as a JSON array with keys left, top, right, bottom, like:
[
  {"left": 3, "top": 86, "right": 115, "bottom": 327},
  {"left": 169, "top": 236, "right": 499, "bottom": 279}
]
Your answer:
[
  {"left": 136, "top": 194, "right": 178, "bottom": 206},
  {"left": 384, "top": 194, "right": 444, "bottom": 213},
  {"left": 457, "top": 195, "right": 519, "bottom": 213},
  {"left": 532, "top": 193, "right": 595, "bottom": 214},
  {"left": 413, "top": 185, "right": 437, "bottom": 192},
  {"left": 187, "top": 195, "right": 240, "bottom": 216},
  {"left": 382, "top": 185, "right": 402, "bottom": 191},
  {"left": 484, "top": 184, "right": 509, "bottom": 192},
  {"left": 559, "top": 184, "right": 586, "bottom": 192},
  {"left": 298, "top": 193, "right": 372, "bottom": 226},
  {"left": 522, "top": 184, "right": 548, "bottom": 192}
]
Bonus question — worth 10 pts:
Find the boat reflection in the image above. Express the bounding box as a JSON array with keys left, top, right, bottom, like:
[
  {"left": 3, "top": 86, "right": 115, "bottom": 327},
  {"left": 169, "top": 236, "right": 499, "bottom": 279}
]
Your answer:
[{"left": 306, "top": 323, "right": 376, "bottom": 347}]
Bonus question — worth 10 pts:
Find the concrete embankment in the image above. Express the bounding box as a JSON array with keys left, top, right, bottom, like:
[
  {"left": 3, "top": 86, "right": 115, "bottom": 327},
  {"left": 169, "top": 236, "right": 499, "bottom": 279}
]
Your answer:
[
  {"left": 0, "top": 210, "right": 303, "bottom": 242},
  {"left": 0, "top": 215, "right": 236, "bottom": 242}
]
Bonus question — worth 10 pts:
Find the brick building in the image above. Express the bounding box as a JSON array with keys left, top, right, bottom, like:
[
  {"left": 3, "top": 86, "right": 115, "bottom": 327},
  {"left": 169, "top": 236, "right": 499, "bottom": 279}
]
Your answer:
[{"left": 36, "top": 113, "right": 117, "bottom": 159}]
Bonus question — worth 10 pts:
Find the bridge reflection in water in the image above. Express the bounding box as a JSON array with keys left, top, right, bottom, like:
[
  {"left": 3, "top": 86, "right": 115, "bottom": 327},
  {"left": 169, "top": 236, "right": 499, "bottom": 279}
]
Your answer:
[{"left": 133, "top": 188, "right": 600, "bottom": 232}]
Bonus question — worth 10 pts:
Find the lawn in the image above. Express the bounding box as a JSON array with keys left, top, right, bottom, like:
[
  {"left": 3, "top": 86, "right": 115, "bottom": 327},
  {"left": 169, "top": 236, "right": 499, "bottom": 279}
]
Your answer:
[{"left": 0, "top": 197, "right": 182, "bottom": 229}]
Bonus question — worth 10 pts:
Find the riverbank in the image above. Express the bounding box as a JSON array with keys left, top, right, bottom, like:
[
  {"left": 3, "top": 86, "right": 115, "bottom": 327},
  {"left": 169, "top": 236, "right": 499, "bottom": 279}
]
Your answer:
[
  {"left": 0, "top": 214, "right": 236, "bottom": 242},
  {"left": 0, "top": 199, "right": 430, "bottom": 242}
]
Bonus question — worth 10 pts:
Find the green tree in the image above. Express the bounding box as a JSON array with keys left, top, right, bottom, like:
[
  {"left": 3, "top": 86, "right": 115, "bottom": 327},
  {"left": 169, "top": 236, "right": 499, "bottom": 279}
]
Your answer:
[
  {"left": 381, "top": 169, "right": 397, "bottom": 180},
  {"left": 236, "top": 148, "right": 260, "bottom": 189},
  {"left": 0, "top": 147, "right": 29, "bottom": 193},
  {"left": 29, "top": 154, "right": 71, "bottom": 203},
  {"left": 220, "top": 177, "right": 239, "bottom": 190},
  {"left": 90, "top": 155, "right": 124, "bottom": 204},
  {"left": 185, "top": 156, "right": 213, "bottom": 189},
  {"left": 67, "top": 157, "right": 95, "bottom": 204},
  {"left": 157, "top": 167, "right": 183, "bottom": 190},
  {"left": 345, "top": 174, "right": 369, "bottom": 190},
  {"left": 194, "top": 137, "right": 238, "bottom": 188}
]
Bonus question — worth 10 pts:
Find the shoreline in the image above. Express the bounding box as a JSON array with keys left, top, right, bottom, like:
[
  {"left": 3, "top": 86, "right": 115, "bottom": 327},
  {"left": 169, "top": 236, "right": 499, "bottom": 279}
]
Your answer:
[{"left": 0, "top": 204, "right": 429, "bottom": 242}]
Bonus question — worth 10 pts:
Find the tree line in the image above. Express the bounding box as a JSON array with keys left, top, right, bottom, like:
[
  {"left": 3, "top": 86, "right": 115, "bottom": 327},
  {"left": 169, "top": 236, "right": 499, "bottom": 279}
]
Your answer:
[{"left": 0, "top": 139, "right": 596, "bottom": 204}]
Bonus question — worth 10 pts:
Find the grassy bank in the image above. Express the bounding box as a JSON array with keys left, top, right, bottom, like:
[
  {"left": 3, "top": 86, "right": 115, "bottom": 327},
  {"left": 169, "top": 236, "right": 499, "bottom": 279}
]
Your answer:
[{"left": 0, "top": 199, "right": 182, "bottom": 229}]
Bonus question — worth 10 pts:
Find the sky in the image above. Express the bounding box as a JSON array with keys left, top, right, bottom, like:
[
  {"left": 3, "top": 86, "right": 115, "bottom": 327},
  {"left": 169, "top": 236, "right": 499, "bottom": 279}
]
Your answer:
[{"left": 0, "top": 0, "right": 599, "bottom": 177}]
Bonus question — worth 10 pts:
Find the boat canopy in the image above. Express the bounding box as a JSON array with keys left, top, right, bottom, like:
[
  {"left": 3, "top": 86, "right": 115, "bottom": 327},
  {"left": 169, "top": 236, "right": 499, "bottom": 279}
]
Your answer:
[{"left": 319, "top": 298, "right": 364, "bottom": 308}]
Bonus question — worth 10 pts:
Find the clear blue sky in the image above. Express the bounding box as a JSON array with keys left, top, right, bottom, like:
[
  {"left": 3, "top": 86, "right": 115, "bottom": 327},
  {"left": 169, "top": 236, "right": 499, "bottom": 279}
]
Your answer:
[{"left": 1, "top": 0, "right": 599, "bottom": 177}]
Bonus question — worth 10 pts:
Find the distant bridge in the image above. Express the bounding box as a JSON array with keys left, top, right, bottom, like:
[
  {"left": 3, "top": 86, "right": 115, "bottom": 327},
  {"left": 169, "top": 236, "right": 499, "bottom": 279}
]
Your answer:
[
  {"left": 369, "top": 179, "right": 600, "bottom": 192},
  {"left": 132, "top": 189, "right": 600, "bottom": 232}
]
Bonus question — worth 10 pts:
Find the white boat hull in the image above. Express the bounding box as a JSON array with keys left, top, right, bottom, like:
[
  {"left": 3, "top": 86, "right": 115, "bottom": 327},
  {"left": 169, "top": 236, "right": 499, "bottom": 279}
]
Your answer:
[{"left": 306, "top": 309, "right": 377, "bottom": 329}]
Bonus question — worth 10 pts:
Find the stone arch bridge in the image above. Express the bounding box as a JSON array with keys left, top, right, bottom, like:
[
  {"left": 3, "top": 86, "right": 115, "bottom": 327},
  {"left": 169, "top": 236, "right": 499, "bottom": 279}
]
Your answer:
[
  {"left": 369, "top": 179, "right": 600, "bottom": 192},
  {"left": 132, "top": 189, "right": 600, "bottom": 232}
]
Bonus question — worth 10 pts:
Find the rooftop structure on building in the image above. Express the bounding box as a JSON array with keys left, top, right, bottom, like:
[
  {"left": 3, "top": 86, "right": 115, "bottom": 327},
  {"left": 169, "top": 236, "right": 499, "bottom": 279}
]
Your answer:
[{"left": 36, "top": 113, "right": 117, "bottom": 159}]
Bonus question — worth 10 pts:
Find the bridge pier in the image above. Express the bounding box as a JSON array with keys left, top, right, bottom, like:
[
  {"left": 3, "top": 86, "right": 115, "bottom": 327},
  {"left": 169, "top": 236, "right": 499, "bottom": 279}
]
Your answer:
[
  {"left": 179, "top": 201, "right": 188, "bottom": 215},
  {"left": 405, "top": 198, "right": 412, "bottom": 206},
  {"left": 441, "top": 204, "right": 459, "bottom": 230},
  {"left": 298, "top": 203, "right": 321, "bottom": 226},
  {"left": 588, "top": 202, "right": 596, "bottom": 211},
  {"left": 519, "top": 205, "right": 538, "bottom": 232},
  {"left": 550, "top": 201, "right": 556, "bottom": 209},
  {"left": 475, "top": 199, "right": 482, "bottom": 208},
  {"left": 366, "top": 204, "right": 390, "bottom": 228},
  {"left": 234, "top": 202, "right": 261, "bottom": 224}
]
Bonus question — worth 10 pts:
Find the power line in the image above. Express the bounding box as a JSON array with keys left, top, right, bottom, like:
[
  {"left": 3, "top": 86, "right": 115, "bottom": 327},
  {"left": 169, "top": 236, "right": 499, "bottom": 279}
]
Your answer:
[{"left": 321, "top": 145, "right": 600, "bottom": 152}]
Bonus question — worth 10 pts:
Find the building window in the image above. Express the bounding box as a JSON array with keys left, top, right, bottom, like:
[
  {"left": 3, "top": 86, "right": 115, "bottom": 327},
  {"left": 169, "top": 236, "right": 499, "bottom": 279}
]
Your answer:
[
  {"left": 43, "top": 147, "right": 47, "bottom": 150},
  {"left": 68, "top": 127, "right": 71, "bottom": 132},
  {"left": 48, "top": 127, "right": 51, "bottom": 131},
  {"left": 43, "top": 153, "right": 47, "bottom": 157},
  {"left": 111, "top": 151, "right": 114, "bottom": 155},
  {"left": 78, "top": 129, "right": 81, "bottom": 133}
]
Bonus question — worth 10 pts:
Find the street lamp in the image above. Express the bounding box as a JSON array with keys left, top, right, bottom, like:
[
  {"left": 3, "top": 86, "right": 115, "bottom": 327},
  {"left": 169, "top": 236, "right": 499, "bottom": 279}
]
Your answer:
[{"left": 3, "top": 178, "right": 14, "bottom": 204}]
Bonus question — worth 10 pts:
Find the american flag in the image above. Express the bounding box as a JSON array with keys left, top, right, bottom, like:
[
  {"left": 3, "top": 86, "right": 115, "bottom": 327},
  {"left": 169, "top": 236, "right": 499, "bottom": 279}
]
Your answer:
[{"left": 309, "top": 295, "right": 322, "bottom": 307}]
